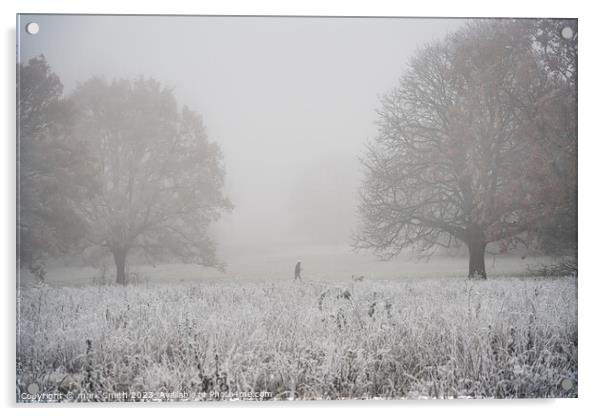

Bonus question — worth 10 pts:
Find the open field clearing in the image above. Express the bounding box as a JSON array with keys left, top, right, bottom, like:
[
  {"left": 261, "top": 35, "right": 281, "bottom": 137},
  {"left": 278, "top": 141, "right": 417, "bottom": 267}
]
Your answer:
[
  {"left": 17, "top": 276, "right": 577, "bottom": 401},
  {"left": 17, "top": 244, "right": 558, "bottom": 286}
]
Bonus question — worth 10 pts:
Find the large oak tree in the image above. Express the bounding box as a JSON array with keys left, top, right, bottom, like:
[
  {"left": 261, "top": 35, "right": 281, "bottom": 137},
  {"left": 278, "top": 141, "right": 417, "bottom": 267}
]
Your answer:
[
  {"left": 70, "top": 77, "right": 232, "bottom": 284},
  {"left": 354, "top": 20, "right": 577, "bottom": 278}
]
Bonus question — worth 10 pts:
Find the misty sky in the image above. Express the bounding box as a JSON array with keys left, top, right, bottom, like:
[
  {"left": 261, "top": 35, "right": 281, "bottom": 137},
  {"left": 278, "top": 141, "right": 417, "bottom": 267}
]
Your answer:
[{"left": 18, "top": 15, "right": 465, "bottom": 248}]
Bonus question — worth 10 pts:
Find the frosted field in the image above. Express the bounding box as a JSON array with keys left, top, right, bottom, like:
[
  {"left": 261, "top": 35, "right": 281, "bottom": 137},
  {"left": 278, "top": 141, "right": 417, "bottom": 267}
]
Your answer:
[{"left": 17, "top": 276, "right": 577, "bottom": 401}]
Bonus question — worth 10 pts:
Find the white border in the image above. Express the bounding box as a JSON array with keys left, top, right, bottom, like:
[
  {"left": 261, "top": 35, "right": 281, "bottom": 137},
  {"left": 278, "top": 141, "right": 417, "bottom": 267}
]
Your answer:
[{"left": 2, "top": 1, "right": 600, "bottom": 415}]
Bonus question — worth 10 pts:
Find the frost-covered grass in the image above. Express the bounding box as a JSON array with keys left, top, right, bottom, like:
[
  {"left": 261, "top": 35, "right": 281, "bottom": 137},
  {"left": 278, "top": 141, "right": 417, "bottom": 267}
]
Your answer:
[{"left": 16, "top": 277, "right": 577, "bottom": 401}]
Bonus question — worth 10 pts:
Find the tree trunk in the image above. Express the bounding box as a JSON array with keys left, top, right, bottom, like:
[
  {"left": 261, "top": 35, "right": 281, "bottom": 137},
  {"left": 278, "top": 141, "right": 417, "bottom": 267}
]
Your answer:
[
  {"left": 467, "top": 225, "right": 487, "bottom": 279},
  {"left": 113, "top": 248, "right": 128, "bottom": 285}
]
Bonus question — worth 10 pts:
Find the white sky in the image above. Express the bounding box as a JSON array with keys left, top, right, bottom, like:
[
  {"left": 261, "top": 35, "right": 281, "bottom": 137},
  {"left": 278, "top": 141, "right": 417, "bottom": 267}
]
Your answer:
[{"left": 18, "top": 15, "right": 465, "bottom": 247}]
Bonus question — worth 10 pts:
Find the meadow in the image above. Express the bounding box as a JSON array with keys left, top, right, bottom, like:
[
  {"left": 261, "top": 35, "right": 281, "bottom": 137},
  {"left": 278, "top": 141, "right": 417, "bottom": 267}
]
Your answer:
[{"left": 16, "top": 275, "right": 577, "bottom": 401}]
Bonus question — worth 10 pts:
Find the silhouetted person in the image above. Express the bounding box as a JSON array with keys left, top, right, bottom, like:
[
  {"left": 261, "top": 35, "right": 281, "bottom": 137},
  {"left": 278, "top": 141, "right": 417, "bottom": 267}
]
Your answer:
[{"left": 294, "top": 260, "right": 302, "bottom": 281}]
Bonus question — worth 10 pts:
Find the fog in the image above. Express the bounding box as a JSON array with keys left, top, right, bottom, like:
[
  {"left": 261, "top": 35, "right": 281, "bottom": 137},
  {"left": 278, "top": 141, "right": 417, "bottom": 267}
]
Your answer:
[
  {"left": 16, "top": 16, "right": 578, "bottom": 401},
  {"left": 19, "top": 15, "right": 464, "bottom": 251}
]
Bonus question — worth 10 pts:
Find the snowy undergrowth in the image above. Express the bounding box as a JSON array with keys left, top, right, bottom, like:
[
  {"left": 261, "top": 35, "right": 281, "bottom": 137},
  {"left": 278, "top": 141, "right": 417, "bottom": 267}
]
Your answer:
[{"left": 16, "top": 277, "right": 577, "bottom": 401}]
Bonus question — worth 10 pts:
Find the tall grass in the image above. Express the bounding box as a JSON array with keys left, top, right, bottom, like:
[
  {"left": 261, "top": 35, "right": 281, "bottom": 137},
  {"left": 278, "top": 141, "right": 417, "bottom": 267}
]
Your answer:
[{"left": 16, "top": 277, "right": 577, "bottom": 401}]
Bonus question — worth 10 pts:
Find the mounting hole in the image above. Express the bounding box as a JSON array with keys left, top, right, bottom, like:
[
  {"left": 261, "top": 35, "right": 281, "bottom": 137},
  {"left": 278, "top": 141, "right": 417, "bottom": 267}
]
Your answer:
[
  {"left": 561, "top": 378, "right": 573, "bottom": 390},
  {"left": 27, "top": 383, "right": 40, "bottom": 394},
  {"left": 26, "top": 22, "right": 39, "bottom": 35},
  {"left": 561, "top": 26, "right": 573, "bottom": 40}
]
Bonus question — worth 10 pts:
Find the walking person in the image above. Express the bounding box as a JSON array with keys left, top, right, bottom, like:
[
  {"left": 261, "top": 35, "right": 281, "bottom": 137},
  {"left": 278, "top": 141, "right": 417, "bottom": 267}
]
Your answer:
[{"left": 294, "top": 260, "right": 302, "bottom": 281}]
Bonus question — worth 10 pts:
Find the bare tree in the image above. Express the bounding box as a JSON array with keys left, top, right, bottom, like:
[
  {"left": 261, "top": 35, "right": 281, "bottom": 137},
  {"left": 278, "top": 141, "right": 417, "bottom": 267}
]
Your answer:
[
  {"left": 18, "top": 56, "right": 95, "bottom": 280},
  {"left": 70, "top": 77, "right": 232, "bottom": 284},
  {"left": 354, "top": 20, "right": 576, "bottom": 279}
]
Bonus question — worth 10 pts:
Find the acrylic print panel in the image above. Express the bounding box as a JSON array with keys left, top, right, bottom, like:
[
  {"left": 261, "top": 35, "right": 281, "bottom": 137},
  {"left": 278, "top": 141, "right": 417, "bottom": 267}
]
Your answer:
[{"left": 16, "top": 14, "right": 577, "bottom": 402}]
